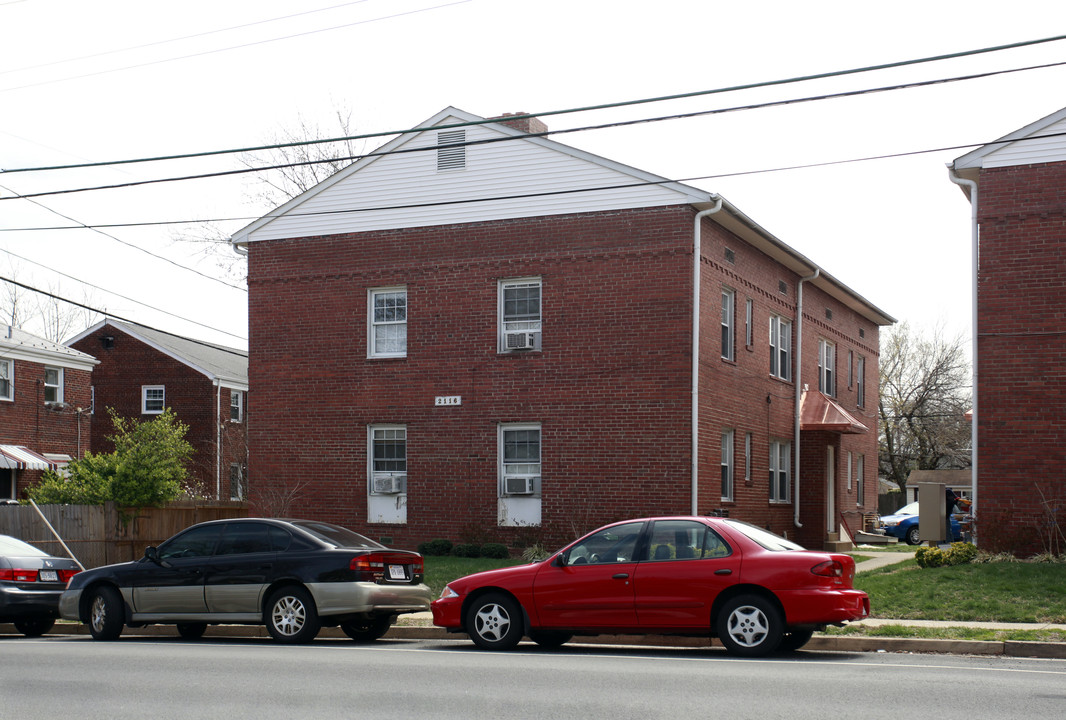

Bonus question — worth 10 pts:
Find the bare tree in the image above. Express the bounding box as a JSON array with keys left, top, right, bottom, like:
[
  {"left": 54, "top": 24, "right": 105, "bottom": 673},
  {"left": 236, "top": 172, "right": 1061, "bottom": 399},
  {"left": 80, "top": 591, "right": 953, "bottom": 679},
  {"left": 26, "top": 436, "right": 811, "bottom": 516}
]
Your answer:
[
  {"left": 1, "top": 261, "right": 100, "bottom": 342},
  {"left": 878, "top": 322, "right": 972, "bottom": 493},
  {"left": 173, "top": 107, "right": 364, "bottom": 282}
]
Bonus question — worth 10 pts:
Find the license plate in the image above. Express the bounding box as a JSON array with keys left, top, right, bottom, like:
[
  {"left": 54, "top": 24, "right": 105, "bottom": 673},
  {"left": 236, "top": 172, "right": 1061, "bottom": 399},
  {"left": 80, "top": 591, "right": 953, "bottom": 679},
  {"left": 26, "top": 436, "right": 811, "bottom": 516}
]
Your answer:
[
  {"left": 38, "top": 570, "right": 58, "bottom": 582},
  {"left": 387, "top": 564, "right": 407, "bottom": 581}
]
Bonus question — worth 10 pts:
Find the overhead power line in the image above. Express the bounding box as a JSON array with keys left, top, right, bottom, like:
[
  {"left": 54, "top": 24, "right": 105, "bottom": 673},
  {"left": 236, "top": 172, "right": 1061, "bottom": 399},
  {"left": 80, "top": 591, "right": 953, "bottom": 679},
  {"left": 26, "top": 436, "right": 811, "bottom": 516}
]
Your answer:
[
  {"left": 5, "top": 32, "right": 1066, "bottom": 176},
  {"left": 4, "top": 58, "right": 1065, "bottom": 205},
  {"left": 0, "top": 274, "right": 248, "bottom": 351}
]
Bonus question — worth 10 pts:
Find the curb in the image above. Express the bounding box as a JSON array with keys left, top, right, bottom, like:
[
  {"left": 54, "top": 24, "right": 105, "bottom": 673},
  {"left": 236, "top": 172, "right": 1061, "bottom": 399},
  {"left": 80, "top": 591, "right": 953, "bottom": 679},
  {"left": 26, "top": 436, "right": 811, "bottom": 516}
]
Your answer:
[{"left": 9, "top": 623, "right": 1065, "bottom": 659}]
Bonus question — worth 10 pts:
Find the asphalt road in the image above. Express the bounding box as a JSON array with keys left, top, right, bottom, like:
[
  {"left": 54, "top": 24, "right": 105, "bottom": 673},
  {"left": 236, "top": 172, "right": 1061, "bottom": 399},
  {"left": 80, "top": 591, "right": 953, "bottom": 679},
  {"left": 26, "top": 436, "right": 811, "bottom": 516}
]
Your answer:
[{"left": 2, "top": 635, "right": 1065, "bottom": 719}]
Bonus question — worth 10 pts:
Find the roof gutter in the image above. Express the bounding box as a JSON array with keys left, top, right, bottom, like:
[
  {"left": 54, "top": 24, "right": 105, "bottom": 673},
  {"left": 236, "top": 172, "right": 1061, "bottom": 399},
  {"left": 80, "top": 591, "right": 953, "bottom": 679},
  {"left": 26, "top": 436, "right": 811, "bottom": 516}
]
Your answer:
[
  {"left": 692, "top": 197, "right": 724, "bottom": 515},
  {"left": 948, "top": 167, "right": 979, "bottom": 539},
  {"left": 794, "top": 268, "right": 820, "bottom": 529}
]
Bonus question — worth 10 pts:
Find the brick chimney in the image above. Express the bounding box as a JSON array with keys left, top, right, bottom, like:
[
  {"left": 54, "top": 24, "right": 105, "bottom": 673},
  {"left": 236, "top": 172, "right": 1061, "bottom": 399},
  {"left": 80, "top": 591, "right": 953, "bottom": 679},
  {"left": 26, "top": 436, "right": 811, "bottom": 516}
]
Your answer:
[{"left": 492, "top": 112, "right": 548, "bottom": 135}]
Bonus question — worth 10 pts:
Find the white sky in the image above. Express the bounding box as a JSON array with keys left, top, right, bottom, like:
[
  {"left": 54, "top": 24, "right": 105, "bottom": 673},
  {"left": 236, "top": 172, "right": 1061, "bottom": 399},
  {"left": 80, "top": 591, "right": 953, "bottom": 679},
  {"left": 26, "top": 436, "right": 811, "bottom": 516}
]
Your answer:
[{"left": 2, "top": 0, "right": 1065, "bottom": 352}]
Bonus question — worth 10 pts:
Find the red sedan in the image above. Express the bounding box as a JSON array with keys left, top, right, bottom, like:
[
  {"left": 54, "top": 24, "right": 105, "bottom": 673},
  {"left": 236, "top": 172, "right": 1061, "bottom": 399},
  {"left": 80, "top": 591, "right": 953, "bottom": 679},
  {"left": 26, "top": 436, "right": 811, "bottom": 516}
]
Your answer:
[{"left": 431, "top": 516, "right": 869, "bottom": 656}]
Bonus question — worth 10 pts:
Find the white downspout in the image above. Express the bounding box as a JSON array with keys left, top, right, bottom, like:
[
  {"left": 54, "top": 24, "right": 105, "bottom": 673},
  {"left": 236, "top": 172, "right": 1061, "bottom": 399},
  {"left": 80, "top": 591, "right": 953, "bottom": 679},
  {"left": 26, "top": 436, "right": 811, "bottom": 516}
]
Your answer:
[
  {"left": 794, "top": 268, "right": 820, "bottom": 529},
  {"left": 216, "top": 379, "right": 222, "bottom": 500},
  {"left": 948, "top": 168, "right": 979, "bottom": 541},
  {"left": 692, "top": 198, "right": 724, "bottom": 516}
]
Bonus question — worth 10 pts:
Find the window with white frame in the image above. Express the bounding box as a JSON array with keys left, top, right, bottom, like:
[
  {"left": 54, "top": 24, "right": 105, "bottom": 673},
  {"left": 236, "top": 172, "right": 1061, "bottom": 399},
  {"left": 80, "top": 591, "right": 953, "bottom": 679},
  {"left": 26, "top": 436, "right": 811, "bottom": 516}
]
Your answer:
[
  {"left": 499, "top": 278, "right": 541, "bottom": 352},
  {"left": 721, "top": 429, "right": 734, "bottom": 501},
  {"left": 369, "top": 425, "right": 407, "bottom": 494},
  {"left": 368, "top": 288, "right": 407, "bottom": 358},
  {"left": 769, "top": 440, "right": 791, "bottom": 502},
  {"left": 769, "top": 316, "right": 792, "bottom": 381},
  {"left": 721, "top": 288, "right": 735, "bottom": 361},
  {"left": 142, "top": 385, "right": 164, "bottom": 414},
  {"left": 744, "top": 432, "right": 752, "bottom": 484},
  {"left": 847, "top": 452, "right": 853, "bottom": 491},
  {"left": 856, "top": 454, "right": 865, "bottom": 505},
  {"left": 847, "top": 350, "right": 854, "bottom": 389},
  {"left": 0, "top": 359, "right": 12, "bottom": 401},
  {"left": 44, "top": 367, "right": 63, "bottom": 404},
  {"left": 856, "top": 355, "right": 866, "bottom": 407},
  {"left": 500, "top": 424, "right": 540, "bottom": 496},
  {"left": 745, "top": 298, "right": 754, "bottom": 347},
  {"left": 230, "top": 391, "right": 243, "bottom": 422},
  {"left": 818, "top": 340, "right": 836, "bottom": 396}
]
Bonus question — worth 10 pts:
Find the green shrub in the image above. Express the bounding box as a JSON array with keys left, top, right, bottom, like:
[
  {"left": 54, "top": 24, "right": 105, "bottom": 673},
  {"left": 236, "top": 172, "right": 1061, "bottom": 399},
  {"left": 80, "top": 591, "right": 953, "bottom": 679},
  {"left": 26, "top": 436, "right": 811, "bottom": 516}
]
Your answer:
[
  {"left": 480, "top": 543, "right": 509, "bottom": 559},
  {"left": 417, "top": 539, "right": 454, "bottom": 556},
  {"left": 451, "top": 543, "right": 481, "bottom": 558},
  {"left": 915, "top": 546, "right": 945, "bottom": 568},
  {"left": 916, "top": 542, "right": 977, "bottom": 568}
]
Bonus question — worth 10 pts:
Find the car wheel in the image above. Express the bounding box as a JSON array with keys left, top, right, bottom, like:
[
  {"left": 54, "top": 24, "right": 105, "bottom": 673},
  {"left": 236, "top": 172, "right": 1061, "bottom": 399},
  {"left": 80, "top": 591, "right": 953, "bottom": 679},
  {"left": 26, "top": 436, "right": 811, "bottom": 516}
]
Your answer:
[
  {"left": 778, "top": 628, "right": 815, "bottom": 652},
  {"left": 906, "top": 526, "right": 921, "bottom": 545},
  {"left": 716, "top": 594, "right": 783, "bottom": 657},
  {"left": 176, "top": 623, "right": 207, "bottom": 640},
  {"left": 265, "top": 586, "right": 321, "bottom": 644},
  {"left": 13, "top": 616, "right": 55, "bottom": 637},
  {"left": 466, "top": 593, "right": 523, "bottom": 650},
  {"left": 528, "top": 629, "right": 572, "bottom": 648},
  {"left": 341, "top": 615, "right": 394, "bottom": 642},
  {"left": 88, "top": 586, "right": 125, "bottom": 641}
]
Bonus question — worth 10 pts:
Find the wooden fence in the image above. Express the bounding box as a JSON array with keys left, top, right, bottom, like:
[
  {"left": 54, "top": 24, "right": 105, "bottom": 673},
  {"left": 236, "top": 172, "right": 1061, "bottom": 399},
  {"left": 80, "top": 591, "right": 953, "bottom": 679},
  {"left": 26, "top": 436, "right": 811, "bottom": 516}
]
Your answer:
[{"left": 0, "top": 501, "right": 247, "bottom": 569}]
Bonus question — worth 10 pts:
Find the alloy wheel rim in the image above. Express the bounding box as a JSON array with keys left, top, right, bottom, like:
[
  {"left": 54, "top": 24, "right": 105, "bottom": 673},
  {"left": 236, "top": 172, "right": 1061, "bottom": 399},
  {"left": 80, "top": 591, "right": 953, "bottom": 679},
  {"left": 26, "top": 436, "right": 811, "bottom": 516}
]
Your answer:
[
  {"left": 727, "top": 605, "right": 769, "bottom": 647},
  {"left": 91, "top": 595, "right": 107, "bottom": 632},
  {"left": 272, "top": 596, "right": 306, "bottom": 636},
  {"left": 474, "top": 603, "right": 510, "bottom": 641}
]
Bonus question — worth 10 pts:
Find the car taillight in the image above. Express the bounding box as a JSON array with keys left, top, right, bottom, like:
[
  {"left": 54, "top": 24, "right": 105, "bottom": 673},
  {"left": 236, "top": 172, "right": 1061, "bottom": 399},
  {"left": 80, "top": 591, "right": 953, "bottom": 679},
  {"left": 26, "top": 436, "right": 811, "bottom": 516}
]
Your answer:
[
  {"left": 810, "top": 560, "right": 844, "bottom": 577},
  {"left": 59, "top": 569, "right": 80, "bottom": 584},
  {"left": 0, "top": 568, "right": 41, "bottom": 582},
  {"left": 350, "top": 553, "right": 423, "bottom": 581}
]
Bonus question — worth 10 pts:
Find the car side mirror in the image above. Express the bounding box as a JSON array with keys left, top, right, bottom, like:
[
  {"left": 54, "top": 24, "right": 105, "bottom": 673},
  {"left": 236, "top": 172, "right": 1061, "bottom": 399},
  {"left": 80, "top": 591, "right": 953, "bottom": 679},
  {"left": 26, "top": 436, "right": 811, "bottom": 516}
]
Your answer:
[
  {"left": 551, "top": 553, "right": 565, "bottom": 568},
  {"left": 144, "top": 546, "right": 170, "bottom": 568}
]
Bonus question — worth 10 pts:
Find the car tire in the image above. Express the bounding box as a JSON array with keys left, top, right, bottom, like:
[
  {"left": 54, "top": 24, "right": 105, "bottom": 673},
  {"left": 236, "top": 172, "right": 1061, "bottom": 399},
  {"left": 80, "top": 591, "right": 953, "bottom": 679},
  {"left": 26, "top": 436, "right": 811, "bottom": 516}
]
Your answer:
[
  {"left": 13, "top": 616, "right": 55, "bottom": 637},
  {"left": 906, "top": 526, "right": 921, "bottom": 545},
  {"left": 528, "top": 629, "right": 572, "bottom": 648},
  {"left": 778, "top": 628, "right": 815, "bottom": 652},
  {"left": 341, "top": 615, "right": 394, "bottom": 642},
  {"left": 265, "top": 586, "right": 321, "bottom": 644},
  {"left": 88, "top": 585, "right": 125, "bottom": 641},
  {"left": 466, "top": 592, "right": 524, "bottom": 650},
  {"left": 176, "top": 622, "right": 208, "bottom": 640},
  {"left": 716, "top": 594, "right": 783, "bottom": 657}
]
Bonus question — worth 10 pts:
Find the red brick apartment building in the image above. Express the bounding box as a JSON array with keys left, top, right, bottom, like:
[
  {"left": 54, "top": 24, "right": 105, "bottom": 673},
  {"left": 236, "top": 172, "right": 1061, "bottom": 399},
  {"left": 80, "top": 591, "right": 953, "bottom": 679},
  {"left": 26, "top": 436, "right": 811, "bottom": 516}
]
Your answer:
[
  {"left": 68, "top": 320, "right": 249, "bottom": 501},
  {"left": 950, "top": 105, "right": 1066, "bottom": 555},
  {"left": 231, "top": 107, "right": 893, "bottom": 550},
  {"left": 1, "top": 326, "right": 97, "bottom": 500}
]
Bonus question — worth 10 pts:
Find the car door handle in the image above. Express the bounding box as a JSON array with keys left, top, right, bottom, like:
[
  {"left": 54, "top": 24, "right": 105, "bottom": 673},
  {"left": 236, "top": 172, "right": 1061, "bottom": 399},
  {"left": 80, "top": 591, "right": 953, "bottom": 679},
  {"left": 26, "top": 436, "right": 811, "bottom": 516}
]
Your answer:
[
  {"left": 714, "top": 569, "right": 732, "bottom": 576},
  {"left": 612, "top": 573, "right": 630, "bottom": 580}
]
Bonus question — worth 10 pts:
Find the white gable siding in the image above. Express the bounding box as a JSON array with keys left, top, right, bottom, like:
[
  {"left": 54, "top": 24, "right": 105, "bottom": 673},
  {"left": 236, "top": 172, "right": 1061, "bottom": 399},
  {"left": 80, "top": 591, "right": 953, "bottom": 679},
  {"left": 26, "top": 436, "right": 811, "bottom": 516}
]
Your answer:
[
  {"left": 980, "top": 116, "right": 1066, "bottom": 168},
  {"left": 244, "top": 123, "right": 701, "bottom": 243}
]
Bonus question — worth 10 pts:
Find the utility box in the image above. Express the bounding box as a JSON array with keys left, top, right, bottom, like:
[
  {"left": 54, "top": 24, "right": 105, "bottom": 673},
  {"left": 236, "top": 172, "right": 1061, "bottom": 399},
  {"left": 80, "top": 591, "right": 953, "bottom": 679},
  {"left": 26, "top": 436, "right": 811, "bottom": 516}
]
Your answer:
[{"left": 916, "top": 482, "right": 947, "bottom": 545}]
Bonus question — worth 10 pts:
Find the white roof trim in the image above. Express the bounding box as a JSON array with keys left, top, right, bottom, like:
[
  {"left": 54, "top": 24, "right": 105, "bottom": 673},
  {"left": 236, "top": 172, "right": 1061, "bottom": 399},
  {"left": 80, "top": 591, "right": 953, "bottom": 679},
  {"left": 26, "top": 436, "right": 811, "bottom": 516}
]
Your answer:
[{"left": 953, "top": 104, "right": 1066, "bottom": 170}]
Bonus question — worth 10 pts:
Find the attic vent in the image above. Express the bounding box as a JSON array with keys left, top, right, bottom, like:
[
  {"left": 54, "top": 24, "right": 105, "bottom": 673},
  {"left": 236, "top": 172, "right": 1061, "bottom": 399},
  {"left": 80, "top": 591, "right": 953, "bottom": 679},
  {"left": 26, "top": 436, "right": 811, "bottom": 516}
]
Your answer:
[
  {"left": 825, "top": 308, "right": 833, "bottom": 320},
  {"left": 724, "top": 248, "right": 735, "bottom": 264},
  {"left": 779, "top": 280, "right": 788, "bottom": 295},
  {"left": 437, "top": 130, "right": 466, "bottom": 171},
  {"left": 859, "top": 328, "right": 865, "bottom": 338}
]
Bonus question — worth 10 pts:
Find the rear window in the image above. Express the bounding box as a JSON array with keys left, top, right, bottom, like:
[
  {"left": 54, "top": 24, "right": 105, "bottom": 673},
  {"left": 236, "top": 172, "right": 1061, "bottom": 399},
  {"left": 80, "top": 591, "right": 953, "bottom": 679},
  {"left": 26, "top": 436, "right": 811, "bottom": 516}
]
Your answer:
[
  {"left": 721, "top": 519, "right": 805, "bottom": 551},
  {"left": 0, "top": 535, "right": 47, "bottom": 557},
  {"left": 290, "top": 521, "right": 383, "bottom": 549}
]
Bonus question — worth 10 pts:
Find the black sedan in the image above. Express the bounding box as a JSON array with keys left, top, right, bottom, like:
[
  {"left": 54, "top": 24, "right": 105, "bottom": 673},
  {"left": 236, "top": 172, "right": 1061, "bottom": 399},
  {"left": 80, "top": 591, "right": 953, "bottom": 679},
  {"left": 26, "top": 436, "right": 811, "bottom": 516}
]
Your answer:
[
  {"left": 59, "top": 518, "right": 431, "bottom": 643},
  {"left": 1, "top": 534, "right": 81, "bottom": 637}
]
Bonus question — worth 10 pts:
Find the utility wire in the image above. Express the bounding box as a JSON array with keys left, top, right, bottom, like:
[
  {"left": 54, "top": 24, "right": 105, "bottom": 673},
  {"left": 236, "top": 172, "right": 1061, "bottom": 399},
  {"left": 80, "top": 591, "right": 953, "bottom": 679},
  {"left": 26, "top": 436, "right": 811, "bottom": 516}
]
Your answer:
[
  {"left": 5, "top": 126, "right": 1066, "bottom": 234},
  {"left": 5, "top": 32, "right": 1066, "bottom": 175},
  {"left": 0, "top": 246, "right": 246, "bottom": 340},
  {"left": 5, "top": 58, "right": 1065, "bottom": 204},
  {"left": 0, "top": 275, "right": 248, "bottom": 352},
  {"left": 0, "top": 0, "right": 473, "bottom": 95},
  {"left": 0, "top": 182, "right": 245, "bottom": 291}
]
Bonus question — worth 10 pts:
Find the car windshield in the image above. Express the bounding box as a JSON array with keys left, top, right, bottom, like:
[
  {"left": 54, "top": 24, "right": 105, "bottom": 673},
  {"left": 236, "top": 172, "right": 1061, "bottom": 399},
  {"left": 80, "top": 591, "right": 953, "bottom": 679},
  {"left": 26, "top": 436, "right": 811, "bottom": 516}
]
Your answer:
[
  {"left": 290, "top": 521, "right": 384, "bottom": 549},
  {"left": 720, "top": 519, "right": 805, "bottom": 551},
  {"left": 0, "top": 535, "right": 47, "bottom": 557}
]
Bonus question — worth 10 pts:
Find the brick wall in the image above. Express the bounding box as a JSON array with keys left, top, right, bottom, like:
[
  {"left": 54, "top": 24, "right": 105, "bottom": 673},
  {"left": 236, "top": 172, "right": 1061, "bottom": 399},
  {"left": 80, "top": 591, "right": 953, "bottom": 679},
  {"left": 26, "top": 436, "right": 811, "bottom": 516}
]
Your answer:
[
  {"left": 975, "top": 163, "right": 1066, "bottom": 554},
  {"left": 246, "top": 205, "right": 880, "bottom": 550}
]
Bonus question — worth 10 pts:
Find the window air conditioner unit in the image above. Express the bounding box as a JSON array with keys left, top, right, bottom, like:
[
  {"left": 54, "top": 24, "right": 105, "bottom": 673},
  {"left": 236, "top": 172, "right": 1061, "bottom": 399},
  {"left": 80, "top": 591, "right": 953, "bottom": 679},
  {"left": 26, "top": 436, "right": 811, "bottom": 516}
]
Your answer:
[
  {"left": 372, "top": 475, "right": 406, "bottom": 494},
  {"left": 505, "top": 476, "right": 538, "bottom": 495},
  {"left": 505, "top": 331, "right": 537, "bottom": 351}
]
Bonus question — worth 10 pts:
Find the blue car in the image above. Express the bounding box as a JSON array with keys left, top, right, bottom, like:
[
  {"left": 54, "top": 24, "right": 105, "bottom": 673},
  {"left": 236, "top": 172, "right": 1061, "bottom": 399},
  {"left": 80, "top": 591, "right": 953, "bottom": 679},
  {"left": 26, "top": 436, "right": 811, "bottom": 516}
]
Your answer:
[{"left": 879, "top": 502, "right": 964, "bottom": 545}]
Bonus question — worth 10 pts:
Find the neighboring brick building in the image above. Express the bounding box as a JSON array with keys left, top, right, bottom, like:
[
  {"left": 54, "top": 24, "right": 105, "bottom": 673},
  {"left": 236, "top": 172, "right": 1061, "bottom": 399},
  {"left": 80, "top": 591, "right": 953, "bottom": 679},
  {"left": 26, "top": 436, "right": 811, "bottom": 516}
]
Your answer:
[
  {"left": 1, "top": 325, "right": 97, "bottom": 500},
  {"left": 231, "top": 107, "right": 893, "bottom": 550},
  {"left": 950, "top": 106, "right": 1066, "bottom": 555},
  {"left": 67, "top": 320, "right": 249, "bottom": 501}
]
